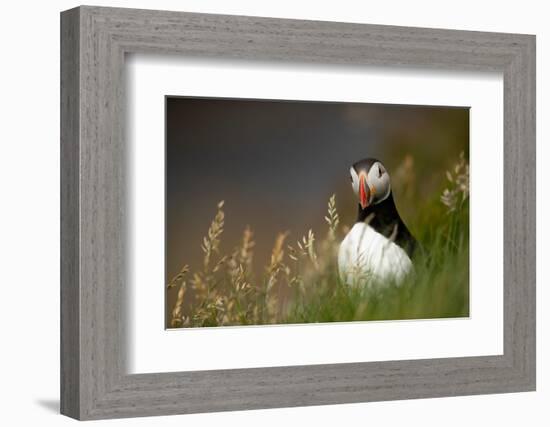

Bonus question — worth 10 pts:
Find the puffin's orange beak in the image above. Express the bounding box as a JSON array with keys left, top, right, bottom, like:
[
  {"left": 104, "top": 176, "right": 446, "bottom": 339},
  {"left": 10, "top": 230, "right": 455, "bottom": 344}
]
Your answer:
[{"left": 359, "top": 173, "right": 370, "bottom": 209}]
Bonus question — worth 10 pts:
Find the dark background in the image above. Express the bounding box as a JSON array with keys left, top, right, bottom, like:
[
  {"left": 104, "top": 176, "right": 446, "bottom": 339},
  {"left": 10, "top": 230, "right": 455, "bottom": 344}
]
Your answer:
[{"left": 165, "top": 97, "right": 469, "bottom": 324}]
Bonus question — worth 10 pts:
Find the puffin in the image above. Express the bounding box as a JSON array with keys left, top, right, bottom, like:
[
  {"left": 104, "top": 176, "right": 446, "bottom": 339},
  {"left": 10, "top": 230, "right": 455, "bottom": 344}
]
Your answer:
[{"left": 338, "top": 158, "right": 417, "bottom": 286}]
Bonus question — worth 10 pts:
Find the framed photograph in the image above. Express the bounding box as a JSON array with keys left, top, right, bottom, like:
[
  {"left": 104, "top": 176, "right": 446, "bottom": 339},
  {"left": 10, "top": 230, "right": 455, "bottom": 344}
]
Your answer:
[
  {"left": 164, "top": 97, "right": 471, "bottom": 329},
  {"left": 61, "top": 6, "right": 535, "bottom": 420}
]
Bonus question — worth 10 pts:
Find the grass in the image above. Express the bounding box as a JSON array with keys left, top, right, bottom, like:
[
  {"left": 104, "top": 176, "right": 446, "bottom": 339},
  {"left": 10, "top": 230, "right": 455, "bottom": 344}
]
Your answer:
[{"left": 167, "top": 154, "right": 470, "bottom": 328}]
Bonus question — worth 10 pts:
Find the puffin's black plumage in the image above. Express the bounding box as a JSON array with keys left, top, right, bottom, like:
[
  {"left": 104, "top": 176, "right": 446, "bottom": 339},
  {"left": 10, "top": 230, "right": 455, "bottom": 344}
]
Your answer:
[
  {"left": 356, "top": 193, "right": 417, "bottom": 257},
  {"left": 352, "top": 158, "right": 418, "bottom": 258}
]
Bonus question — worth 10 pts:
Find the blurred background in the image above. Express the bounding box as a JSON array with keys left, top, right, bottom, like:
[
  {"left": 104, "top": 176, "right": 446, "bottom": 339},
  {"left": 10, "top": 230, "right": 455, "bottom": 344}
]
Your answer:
[{"left": 166, "top": 97, "right": 469, "bottom": 323}]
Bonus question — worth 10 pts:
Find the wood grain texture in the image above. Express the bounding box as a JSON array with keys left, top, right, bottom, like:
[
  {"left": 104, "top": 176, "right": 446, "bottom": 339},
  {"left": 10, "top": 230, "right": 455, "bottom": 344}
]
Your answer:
[
  {"left": 60, "top": 7, "right": 80, "bottom": 419},
  {"left": 60, "top": 5, "right": 536, "bottom": 420}
]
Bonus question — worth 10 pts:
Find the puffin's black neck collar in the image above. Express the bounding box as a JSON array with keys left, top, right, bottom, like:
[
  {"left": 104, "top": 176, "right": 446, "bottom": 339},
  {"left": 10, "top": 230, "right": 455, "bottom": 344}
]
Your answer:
[{"left": 356, "top": 192, "right": 417, "bottom": 257}]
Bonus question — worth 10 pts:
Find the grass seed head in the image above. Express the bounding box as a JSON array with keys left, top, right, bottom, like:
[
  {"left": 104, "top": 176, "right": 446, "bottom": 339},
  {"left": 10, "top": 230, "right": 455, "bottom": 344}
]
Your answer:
[
  {"left": 170, "top": 281, "right": 187, "bottom": 327},
  {"left": 202, "top": 201, "right": 225, "bottom": 271},
  {"left": 325, "top": 194, "right": 340, "bottom": 240},
  {"left": 441, "top": 152, "right": 469, "bottom": 213}
]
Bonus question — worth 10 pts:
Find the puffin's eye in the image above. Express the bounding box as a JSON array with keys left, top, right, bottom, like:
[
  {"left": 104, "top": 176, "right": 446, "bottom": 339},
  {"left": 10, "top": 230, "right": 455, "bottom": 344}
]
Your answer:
[
  {"left": 378, "top": 165, "right": 383, "bottom": 178},
  {"left": 350, "top": 176, "right": 353, "bottom": 183}
]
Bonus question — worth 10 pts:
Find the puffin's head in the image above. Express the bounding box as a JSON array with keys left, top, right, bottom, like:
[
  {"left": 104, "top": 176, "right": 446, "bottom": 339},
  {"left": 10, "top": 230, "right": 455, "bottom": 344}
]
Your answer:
[{"left": 349, "top": 158, "right": 391, "bottom": 209}]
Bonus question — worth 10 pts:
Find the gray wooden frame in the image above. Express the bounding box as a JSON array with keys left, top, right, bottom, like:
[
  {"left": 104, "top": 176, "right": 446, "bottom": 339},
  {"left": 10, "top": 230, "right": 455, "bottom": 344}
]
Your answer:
[{"left": 60, "top": 5, "right": 536, "bottom": 420}]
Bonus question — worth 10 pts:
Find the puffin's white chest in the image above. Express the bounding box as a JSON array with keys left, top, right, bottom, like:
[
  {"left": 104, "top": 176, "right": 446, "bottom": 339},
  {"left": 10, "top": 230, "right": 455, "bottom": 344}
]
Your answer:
[{"left": 338, "top": 222, "right": 412, "bottom": 286}]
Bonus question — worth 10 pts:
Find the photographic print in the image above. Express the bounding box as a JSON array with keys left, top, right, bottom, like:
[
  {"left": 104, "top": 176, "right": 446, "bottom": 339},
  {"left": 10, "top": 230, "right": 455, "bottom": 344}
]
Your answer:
[{"left": 166, "top": 97, "right": 469, "bottom": 329}]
